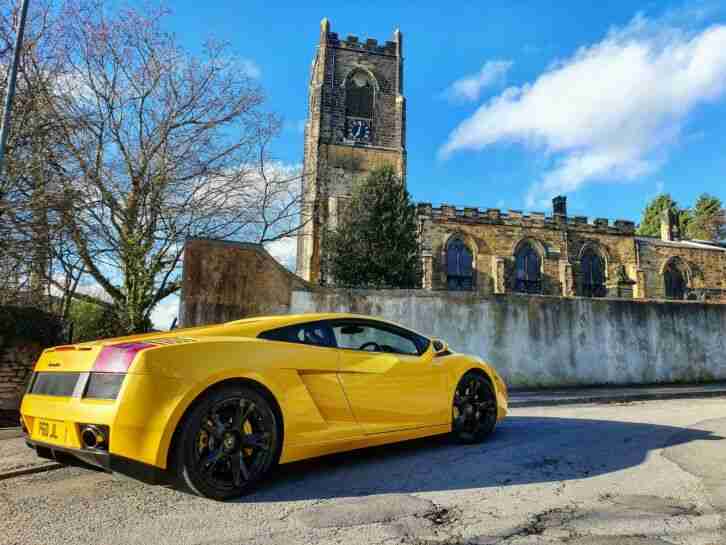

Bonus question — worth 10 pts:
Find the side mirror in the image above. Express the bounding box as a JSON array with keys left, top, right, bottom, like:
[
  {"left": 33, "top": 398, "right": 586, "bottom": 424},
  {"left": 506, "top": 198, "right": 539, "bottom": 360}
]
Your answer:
[{"left": 432, "top": 339, "right": 449, "bottom": 355}]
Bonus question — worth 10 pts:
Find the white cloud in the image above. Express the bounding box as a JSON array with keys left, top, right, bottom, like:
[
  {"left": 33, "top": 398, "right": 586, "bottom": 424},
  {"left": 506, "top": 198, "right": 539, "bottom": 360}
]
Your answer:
[
  {"left": 439, "top": 13, "right": 726, "bottom": 207},
  {"left": 265, "top": 237, "right": 297, "bottom": 272},
  {"left": 151, "top": 295, "right": 179, "bottom": 331},
  {"left": 240, "top": 59, "right": 261, "bottom": 79},
  {"left": 443, "top": 60, "right": 513, "bottom": 102}
]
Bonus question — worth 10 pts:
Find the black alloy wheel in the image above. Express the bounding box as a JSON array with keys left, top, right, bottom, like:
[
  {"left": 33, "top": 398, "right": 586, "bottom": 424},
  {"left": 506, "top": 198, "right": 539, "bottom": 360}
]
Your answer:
[
  {"left": 175, "top": 385, "right": 281, "bottom": 500},
  {"left": 452, "top": 371, "right": 498, "bottom": 443}
]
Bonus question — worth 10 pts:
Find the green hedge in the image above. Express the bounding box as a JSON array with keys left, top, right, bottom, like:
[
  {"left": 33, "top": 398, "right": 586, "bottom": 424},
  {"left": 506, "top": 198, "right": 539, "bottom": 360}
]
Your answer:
[{"left": 0, "top": 305, "right": 65, "bottom": 347}]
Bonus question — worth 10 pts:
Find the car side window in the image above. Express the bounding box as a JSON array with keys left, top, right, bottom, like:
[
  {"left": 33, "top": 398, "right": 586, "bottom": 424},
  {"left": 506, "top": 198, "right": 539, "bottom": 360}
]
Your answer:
[
  {"left": 258, "top": 322, "right": 334, "bottom": 348},
  {"left": 331, "top": 322, "right": 421, "bottom": 356}
]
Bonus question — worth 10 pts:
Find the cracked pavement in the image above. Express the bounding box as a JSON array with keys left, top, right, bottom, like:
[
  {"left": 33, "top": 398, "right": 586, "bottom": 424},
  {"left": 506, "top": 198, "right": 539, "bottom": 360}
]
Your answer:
[{"left": 3, "top": 398, "right": 726, "bottom": 545}]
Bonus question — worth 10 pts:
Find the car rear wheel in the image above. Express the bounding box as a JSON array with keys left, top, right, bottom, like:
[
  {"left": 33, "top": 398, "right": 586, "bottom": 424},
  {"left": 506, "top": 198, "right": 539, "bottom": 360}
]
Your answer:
[
  {"left": 174, "top": 385, "right": 281, "bottom": 500},
  {"left": 452, "top": 371, "right": 498, "bottom": 444}
]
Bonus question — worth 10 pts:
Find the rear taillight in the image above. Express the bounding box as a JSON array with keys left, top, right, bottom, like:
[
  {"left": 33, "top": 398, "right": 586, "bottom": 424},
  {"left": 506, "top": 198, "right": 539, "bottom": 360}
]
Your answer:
[
  {"left": 84, "top": 373, "right": 126, "bottom": 399},
  {"left": 92, "top": 343, "right": 152, "bottom": 373}
]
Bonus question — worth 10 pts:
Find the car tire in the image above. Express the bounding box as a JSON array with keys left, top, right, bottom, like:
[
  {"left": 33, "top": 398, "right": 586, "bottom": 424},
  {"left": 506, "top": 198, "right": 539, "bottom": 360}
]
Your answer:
[
  {"left": 451, "top": 371, "right": 498, "bottom": 444},
  {"left": 173, "top": 385, "right": 281, "bottom": 500}
]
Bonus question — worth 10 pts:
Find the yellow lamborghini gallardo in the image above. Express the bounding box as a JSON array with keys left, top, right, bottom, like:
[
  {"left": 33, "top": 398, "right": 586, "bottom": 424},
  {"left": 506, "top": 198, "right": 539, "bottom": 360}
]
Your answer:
[{"left": 20, "top": 313, "right": 508, "bottom": 499}]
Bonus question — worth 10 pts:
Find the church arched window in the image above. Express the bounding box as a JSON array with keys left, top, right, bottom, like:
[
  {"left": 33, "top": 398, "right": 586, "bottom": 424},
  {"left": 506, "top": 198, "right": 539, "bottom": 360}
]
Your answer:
[
  {"left": 345, "top": 71, "right": 374, "bottom": 119},
  {"left": 580, "top": 248, "right": 606, "bottom": 297},
  {"left": 664, "top": 261, "right": 687, "bottom": 300},
  {"left": 446, "top": 237, "right": 473, "bottom": 290},
  {"left": 513, "top": 242, "right": 542, "bottom": 294}
]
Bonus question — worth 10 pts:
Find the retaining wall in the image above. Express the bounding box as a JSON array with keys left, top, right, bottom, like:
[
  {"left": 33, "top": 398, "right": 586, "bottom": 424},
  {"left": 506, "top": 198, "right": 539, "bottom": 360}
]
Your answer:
[
  {"left": 179, "top": 239, "right": 726, "bottom": 388},
  {"left": 290, "top": 289, "right": 726, "bottom": 388}
]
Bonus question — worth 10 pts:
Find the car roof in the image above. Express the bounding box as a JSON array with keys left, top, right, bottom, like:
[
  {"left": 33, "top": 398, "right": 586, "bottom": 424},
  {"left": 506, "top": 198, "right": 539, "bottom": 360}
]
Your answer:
[{"left": 224, "top": 312, "right": 429, "bottom": 339}]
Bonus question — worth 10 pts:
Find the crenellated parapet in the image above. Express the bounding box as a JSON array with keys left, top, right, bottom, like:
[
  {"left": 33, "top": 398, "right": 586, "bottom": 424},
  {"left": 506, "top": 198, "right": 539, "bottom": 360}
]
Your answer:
[
  {"left": 326, "top": 32, "right": 399, "bottom": 56},
  {"left": 298, "top": 18, "right": 405, "bottom": 283},
  {"left": 416, "top": 202, "right": 636, "bottom": 236}
]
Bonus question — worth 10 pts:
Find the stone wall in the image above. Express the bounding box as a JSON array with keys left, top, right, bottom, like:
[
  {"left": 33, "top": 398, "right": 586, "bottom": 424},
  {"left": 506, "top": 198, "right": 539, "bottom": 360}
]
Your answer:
[
  {"left": 637, "top": 238, "right": 726, "bottom": 300},
  {"left": 180, "top": 239, "right": 311, "bottom": 327},
  {"left": 180, "top": 240, "right": 726, "bottom": 388},
  {"left": 417, "top": 203, "right": 726, "bottom": 302},
  {"left": 0, "top": 306, "right": 63, "bottom": 410},
  {"left": 290, "top": 289, "right": 726, "bottom": 388},
  {"left": 418, "top": 204, "right": 638, "bottom": 297},
  {"left": 0, "top": 339, "right": 41, "bottom": 410},
  {"left": 296, "top": 19, "right": 406, "bottom": 283}
]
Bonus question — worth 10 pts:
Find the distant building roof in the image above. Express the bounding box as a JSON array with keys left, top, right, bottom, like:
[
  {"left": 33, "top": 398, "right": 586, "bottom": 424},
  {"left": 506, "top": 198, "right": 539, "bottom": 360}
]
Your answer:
[{"left": 635, "top": 236, "right": 726, "bottom": 252}]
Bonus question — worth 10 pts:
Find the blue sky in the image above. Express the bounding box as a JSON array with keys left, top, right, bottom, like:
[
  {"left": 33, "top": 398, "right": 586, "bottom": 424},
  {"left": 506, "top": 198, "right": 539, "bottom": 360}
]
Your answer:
[
  {"left": 167, "top": 0, "right": 726, "bottom": 219},
  {"left": 151, "top": 0, "right": 726, "bottom": 327}
]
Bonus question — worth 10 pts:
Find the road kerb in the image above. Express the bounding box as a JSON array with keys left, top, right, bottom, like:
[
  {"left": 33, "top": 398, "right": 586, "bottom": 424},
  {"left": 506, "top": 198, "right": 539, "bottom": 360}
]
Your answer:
[
  {"left": 0, "top": 462, "right": 63, "bottom": 481},
  {"left": 0, "top": 427, "right": 23, "bottom": 440},
  {"left": 509, "top": 388, "right": 726, "bottom": 407}
]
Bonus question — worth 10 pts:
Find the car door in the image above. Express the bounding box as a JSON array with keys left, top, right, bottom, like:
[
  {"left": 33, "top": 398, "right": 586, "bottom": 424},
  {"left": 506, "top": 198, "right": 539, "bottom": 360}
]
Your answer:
[
  {"left": 258, "top": 321, "right": 361, "bottom": 442},
  {"left": 331, "top": 319, "right": 448, "bottom": 435}
]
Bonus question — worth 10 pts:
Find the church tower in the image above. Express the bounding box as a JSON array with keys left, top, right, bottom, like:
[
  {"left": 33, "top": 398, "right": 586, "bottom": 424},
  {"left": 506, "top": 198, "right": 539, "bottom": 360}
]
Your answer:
[{"left": 296, "top": 18, "right": 407, "bottom": 283}]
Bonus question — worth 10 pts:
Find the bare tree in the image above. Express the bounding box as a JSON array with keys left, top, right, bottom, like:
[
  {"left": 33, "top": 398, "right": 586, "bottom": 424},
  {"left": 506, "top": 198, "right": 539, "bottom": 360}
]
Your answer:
[
  {"left": 41, "top": 1, "right": 302, "bottom": 332},
  {"left": 0, "top": 0, "right": 78, "bottom": 311}
]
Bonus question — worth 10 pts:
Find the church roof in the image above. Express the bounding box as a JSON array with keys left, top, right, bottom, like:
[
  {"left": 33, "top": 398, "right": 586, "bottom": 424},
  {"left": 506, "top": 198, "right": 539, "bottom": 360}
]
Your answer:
[{"left": 635, "top": 236, "right": 726, "bottom": 252}]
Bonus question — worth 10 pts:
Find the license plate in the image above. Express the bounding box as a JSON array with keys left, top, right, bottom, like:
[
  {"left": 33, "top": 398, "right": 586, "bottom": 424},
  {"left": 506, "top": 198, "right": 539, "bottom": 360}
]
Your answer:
[{"left": 34, "top": 418, "right": 67, "bottom": 446}]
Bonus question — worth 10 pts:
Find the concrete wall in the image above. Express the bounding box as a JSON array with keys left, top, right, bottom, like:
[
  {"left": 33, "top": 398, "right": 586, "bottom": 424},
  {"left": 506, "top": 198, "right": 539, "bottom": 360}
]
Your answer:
[
  {"left": 290, "top": 289, "right": 726, "bottom": 388},
  {"left": 180, "top": 239, "right": 726, "bottom": 388}
]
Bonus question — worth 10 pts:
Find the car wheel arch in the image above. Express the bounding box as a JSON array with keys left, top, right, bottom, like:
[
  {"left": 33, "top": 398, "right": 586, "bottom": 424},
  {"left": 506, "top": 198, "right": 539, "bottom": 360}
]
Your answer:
[
  {"left": 165, "top": 377, "right": 285, "bottom": 472},
  {"left": 450, "top": 366, "right": 495, "bottom": 399}
]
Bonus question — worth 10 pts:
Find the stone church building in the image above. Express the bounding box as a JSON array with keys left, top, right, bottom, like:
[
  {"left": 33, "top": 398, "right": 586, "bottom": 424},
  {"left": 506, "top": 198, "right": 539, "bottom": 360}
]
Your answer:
[{"left": 296, "top": 19, "right": 726, "bottom": 302}]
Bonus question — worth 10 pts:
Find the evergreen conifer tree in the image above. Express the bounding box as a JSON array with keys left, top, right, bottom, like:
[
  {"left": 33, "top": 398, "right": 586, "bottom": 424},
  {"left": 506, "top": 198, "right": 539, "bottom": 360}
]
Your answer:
[
  {"left": 687, "top": 194, "right": 723, "bottom": 241},
  {"left": 323, "top": 165, "right": 422, "bottom": 288},
  {"left": 636, "top": 194, "right": 690, "bottom": 237}
]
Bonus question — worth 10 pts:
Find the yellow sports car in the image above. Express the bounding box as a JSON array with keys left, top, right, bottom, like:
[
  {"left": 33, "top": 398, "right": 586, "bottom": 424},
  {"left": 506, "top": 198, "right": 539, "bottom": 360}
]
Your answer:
[{"left": 21, "top": 313, "right": 508, "bottom": 500}]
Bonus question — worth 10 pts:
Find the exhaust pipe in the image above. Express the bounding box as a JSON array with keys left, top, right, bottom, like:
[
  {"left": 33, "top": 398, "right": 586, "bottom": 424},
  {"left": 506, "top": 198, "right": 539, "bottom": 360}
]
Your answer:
[{"left": 81, "top": 425, "right": 107, "bottom": 449}]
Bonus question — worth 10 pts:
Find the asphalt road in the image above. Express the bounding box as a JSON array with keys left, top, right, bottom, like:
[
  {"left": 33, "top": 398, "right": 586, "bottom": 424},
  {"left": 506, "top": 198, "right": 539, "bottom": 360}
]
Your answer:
[{"left": 3, "top": 398, "right": 726, "bottom": 545}]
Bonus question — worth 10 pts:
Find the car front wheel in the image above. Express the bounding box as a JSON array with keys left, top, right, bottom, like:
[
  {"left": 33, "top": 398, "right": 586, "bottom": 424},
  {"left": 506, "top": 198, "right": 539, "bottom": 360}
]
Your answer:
[
  {"left": 452, "top": 371, "right": 498, "bottom": 444},
  {"left": 174, "top": 385, "right": 281, "bottom": 500}
]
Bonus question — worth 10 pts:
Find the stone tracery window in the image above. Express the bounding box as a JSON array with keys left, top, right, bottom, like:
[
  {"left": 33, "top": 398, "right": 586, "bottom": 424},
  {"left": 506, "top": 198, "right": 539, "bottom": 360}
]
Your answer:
[
  {"left": 513, "top": 242, "right": 542, "bottom": 294},
  {"left": 664, "top": 260, "right": 687, "bottom": 300},
  {"left": 580, "top": 248, "right": 607, "bottom": 297},
  {"left": 446, "top": 237, "right": 473, "bottom": 291}
]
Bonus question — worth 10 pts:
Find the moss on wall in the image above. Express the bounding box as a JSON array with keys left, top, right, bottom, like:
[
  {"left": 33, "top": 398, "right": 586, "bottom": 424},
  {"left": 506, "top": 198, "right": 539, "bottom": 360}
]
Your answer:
[{"left": 291, "top": 289, "right": 726, "bottom": 388}]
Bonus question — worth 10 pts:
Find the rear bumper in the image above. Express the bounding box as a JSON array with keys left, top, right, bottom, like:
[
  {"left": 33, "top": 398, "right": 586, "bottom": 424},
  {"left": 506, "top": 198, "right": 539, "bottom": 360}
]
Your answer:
[
  {"left": 26, "top": 437, "right": 168, "bottom": 485},
  {"left": 21, "top": 373, "right": 186, "bottom": 469}
]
